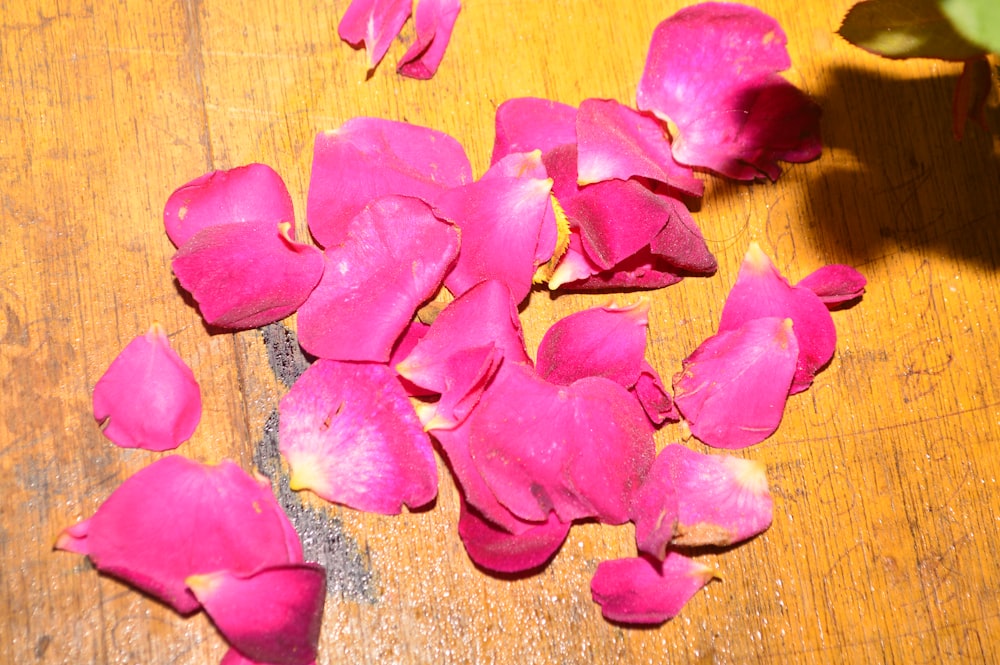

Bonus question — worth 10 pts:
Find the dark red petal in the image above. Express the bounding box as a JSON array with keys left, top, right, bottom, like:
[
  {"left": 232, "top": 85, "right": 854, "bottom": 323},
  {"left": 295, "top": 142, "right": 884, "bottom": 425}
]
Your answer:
[
  {"left": 163, "top": 164, "right": 295, "bottom": 248},
  {"left": 457, "top": 499, "right": 570, "bottom": 574},
  {"left": 337, "top": 0, "right": 412, "bottom": 69},
  {"left": 397, "top": 0, "right": 461, "bottom": 79},
  {"left": 590, "top": 554, "right": 715, "bottom": 625},
  {"left": 491, "top": 97, "right": 577, "bottom": 165},
  {"left": 54, "top": 456, "right": 303, "bottom": 615},
  {"left": 795, "top": 264, "right": 867, "bottom": 307},
  {"left": 646, "top": 194, "right": 717, "bottom": 275},
  {"left": 553, "top": 245, "right": 685, "bottom": 292},
  {"left": 297, "top": 196, "right": 460, "bottom": 362},
  {"left": 279, "top": 360, "right": 438, "bottom": 514},
  {"left": 92, "top": 324, "right": 201, "bottom": 451}
]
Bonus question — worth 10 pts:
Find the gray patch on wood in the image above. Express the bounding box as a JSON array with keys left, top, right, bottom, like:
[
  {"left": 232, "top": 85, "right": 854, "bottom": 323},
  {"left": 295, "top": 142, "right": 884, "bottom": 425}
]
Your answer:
[{"left": 260, "top": 323, "right": 312, "bottom": 388}]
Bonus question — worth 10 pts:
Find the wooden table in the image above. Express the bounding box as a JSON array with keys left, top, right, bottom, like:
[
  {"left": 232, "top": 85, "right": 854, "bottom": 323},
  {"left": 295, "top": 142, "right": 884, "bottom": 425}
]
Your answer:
[{"left": 4, "top": 0, "right": 999, "bottom": 662}]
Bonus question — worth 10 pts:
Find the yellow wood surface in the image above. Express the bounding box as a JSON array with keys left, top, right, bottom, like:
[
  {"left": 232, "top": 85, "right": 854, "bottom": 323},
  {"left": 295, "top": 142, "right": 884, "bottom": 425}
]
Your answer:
[{"left": 3, "top": 0, "right": 1000, "bottom": 663}]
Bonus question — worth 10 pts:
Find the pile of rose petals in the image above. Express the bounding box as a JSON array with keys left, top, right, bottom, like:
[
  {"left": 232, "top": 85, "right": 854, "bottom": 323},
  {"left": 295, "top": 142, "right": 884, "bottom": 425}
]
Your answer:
[{"left": 58, "top": 2, "right": 866, "bottom": 657}]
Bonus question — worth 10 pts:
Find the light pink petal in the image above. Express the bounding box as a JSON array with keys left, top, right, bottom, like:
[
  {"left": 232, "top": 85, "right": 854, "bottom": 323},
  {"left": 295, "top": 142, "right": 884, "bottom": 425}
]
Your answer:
[
  {"left": 187, "top": 563, "right": 325, "bottom": 665},
  {"left": 491, "top": 97, "right": 577, "bottom": 165},
  {"left": 673, "top": 317, "right": 798, "bottom": 449},
  {"left": 397, "top": 0, "right": 461, "bottom": 79},
  {"left": 796, "top": 264, "right": 867, "bottom": 307},
  {"left": 636, "top": 3, "right": 821, "bottom": 181},
  {"left": 337, "top": 0, "right": 412, "bottom": 69},
  {"left": 591, "top": 553, "right": 715, "bottom": 625},
  {"left": 536, "top": 301, "right": 649, "bottom": 388},
  {"left": 389, "top": 320, "right": 434, "bottom": 397},
  {"left": 435, "top": 155, "right": 554, "bottom": 303},
  {"left": 297, "top": 196, "right": 460, "bottom": 361},
  {"left": 545, "top": 231, "right": 602, "bottom": 290},
  {"left": 632, "top": 360, "right": 680, "bottom": 425},
  {"left": 576, "top": 98, "right": 703, "bottom": 196},
  {"left": 457, "top": 499, "right": 570, "bottom": 574},
  {"left": 718, "top": 243, "right": 835, "bottom": 393},
  {"left": 163, "top": 164, "right": 295, "bottom": 248},
  {"left": 92, "top": 324, "right": 201, "bottom": 452},
  {"left": 54, "top": 456, "right": 303, "bottom": 615},
  {"left": 171, "top": 220, "right": 325, "bottom": 330},
  {"left": 307, "top": 119, "right": 472, "bottom": 247},
  {"left": 278, "top": 359, "right": 438, "bottom": 514}
]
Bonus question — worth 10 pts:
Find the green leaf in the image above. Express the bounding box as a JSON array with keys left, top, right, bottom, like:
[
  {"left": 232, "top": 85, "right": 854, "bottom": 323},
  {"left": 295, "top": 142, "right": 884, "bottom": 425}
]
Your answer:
[
  {"left": 839, "top": 0, "right": 987, "bottom": 61},
  {"left": 939, "top": 0, "right": 1000, "bottom": 54}
]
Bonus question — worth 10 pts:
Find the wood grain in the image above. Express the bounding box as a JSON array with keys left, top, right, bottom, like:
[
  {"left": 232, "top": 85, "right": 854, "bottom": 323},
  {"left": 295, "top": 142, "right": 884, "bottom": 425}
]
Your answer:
[{"left": 3, "top": 0, "right": 999, "bottom": 663}]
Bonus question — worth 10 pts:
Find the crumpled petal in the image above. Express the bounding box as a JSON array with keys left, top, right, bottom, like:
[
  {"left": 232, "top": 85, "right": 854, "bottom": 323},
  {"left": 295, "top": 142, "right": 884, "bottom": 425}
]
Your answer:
[
  {"left": 636, "top": 3, "right": 822, "bottom": 181},
  {"left": 337, "top": 0, "right": 412, "bottom": 69},
  {"left": 397, "top": 0, "right": 461, "bottom": 80},
  {"left": 171, "top": 220, "right": 325, "bottom": 330},
  {"left": 92, "top": 324, "right": 201, "bottom": 451},
  {"left": 307, "top": 119, "right": 472, "bottom": 248},
  {"left": 491, "top": 97, "right": 577, "bottom": 165},
  {"left": 590, "top": 553, "right": 715, "bottom": 625},
  {"left": 54, "top": 456, "right": 303, "bottom": 615},
  {"left": 634, "top": 360, "right": 680, "bottom": 425},
  {"left": 673, "top": 316, "right": 798, "bottom": 449},
  {"left": 187, "top": 563, "right": 325, "bottom": 665},
  {"left": 457, "top": 499, "right": 570, "bottom": 574},
  {"left": 575, "top": 98, "right": 703, "bottom": 196},
  {"left": 163, "top": 164, "right": 295, "bottom": 248},
  {"left": 278, "top": 359, "right": 438, "bottom": 514},
  {"left": 795, "top": 264, "right": 867, "bottom": 307},
  {"left": 296, "top": 195, "right": 460, "bottom": 361}
]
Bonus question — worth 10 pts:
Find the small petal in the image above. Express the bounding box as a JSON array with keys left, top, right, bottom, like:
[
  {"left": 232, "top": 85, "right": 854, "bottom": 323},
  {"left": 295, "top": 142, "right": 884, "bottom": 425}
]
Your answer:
[
  {"left": 646, "top": 195, "right": 718, "bottom": 275},
  {"left": 337, "top": 0, "right": 412, "bottom": 69},
  {"left": 279, "top": 360, "right": 438, "bottom": 514},
  {"left": 633, "top": 361, "right": 680, "bottom": 425},
  {"left": 491, "top": 97, "right": 577, "bottom": 165},
  {"left": 92, "top": 324, "right": 201, "bottom": 451},
  {"left": 187, "top": 563, "right": 325, "bottom": 665},
  {"left": 397, "top": 0, "right": 461, "bottom": 79},
  {"left": 457, "top": 500, "right": 570, "bottom": 574},
  {"left": 795, "top": 264, "right": 867, "bottom": 307},
  {"left": 590, "top": 553, "right": 715, "bottom": 625}
]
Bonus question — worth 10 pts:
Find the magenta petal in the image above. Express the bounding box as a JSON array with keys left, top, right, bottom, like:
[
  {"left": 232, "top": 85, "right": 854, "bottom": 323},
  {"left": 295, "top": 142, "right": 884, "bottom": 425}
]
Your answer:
[
  {"left": 491, "top": 97, "right": 577, "bottom": 165},
  {"left": 172, "top": 221, "right": 325, "bottom": 330},
  {"left": 536, "top": 301, "right": 649, "bottom": 388},
  {"left": 337, "top": 0, "right": 412, "bottom": 69},
  {"left": 576, "top": 98, "right": 703, "bottom": 197},
  {"left": 636, "top": 3, "right": 821, "bottom": 181},
  {"left": 632, "top": 360, "right": 680, "bottom": 426},
  {"left": 297, "top": 196, "right": 460, "bottom": 361},
  {"left": 92, "top": 324, "right": 201, "bottom": 451},
  {"left": 163, "top": 164, "right": 295, "bottom": 248},
  {"left": 397, "top": 0, "right": 461, "bottom": 79},
  {"left": 54, "top": 456, "right": 304, "bottom": 615},
  {"left": 188, "top": 563, "right": 325, "bottom": 665},
  {"left": 591, "top": 553, "right": 715, "bottom": 625},
  {"left": 307, "top": 120, "right": 472, "bottom": 248},
  {"left": 673, "top": 317, "right": 798, "bottom": 449},
  {"left": 554, "top": 245, "right": 685, "bottom": 292},
  {"left": 458, "top": 499, "right": 570, "bottom": 574},
  {"left": 279, "top": 359, "right": 438, "bottom": 514},
  {"left": 796, "top": 264, "right": 867, "bottom": 307},
  {"left": 647, "top": 195, "right": 717, "bottom": 275}
]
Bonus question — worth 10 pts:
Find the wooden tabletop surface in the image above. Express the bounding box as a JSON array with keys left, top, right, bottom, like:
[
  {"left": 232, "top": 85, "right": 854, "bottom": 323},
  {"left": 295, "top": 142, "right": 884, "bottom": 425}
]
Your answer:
[{"left": 4, "top": 0, "right": 1000, "bottom": 663}]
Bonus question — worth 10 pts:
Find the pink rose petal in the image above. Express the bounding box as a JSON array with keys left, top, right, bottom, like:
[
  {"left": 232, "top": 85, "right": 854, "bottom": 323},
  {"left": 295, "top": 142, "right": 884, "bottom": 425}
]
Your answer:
[
  {"left": 171, "top": 220, "right": 325, "bottom": 330},
  {"left": 397, "top": 0, "right": 461, "bottom": 79},
  {"left": 278, "top": 359, "right": 438, "bottom": 514},
  {"left": 54, "top": 456, "right": 303, "bottom": 615},
  {"left": 307, "top": 119, "right": 471, "bottom": 248},
  {"left": 636, "top": 2, "right": 822, "bottom": 181},
  {"left": 163, "top": 164, "right": 295, "bottom": 248},
  {"left": 796, "top": 264, "right": 867, "bottom": 307},
  {"left": 590, "top": 553, "right": 715, "bottom": 625},
  {"left": 633, "top": 360, "right": 680, "bottom": 425},
  {"left": 187, "top": 563, "right": 325, "bottom": 665},
  {"left": 296, "top": 195, "right": 460, "bottom": 361},
  {"left": 646, "top": 193, "right": 718, "bottom": 275},
  {"left": 337, "top": 0, "right": 412, "bottom": 69},
  {"left": 457, "top": 499, "right": 570, "bottom": 574},
  {"left": 92, "top": 324, "right": 201, "bottom": 451},
  {"left": 491, "top": 97, "right": 577, "bottom": 165},
  {"left": 673, "top": 316, "right": 798, "bottom": 449},
  {"left": 553, "top": 245, "right": 686, "bottom": 292}
]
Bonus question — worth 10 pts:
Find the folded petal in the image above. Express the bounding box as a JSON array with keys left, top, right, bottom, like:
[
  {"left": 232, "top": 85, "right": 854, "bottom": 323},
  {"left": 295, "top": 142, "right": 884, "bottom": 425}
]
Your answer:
[
  {"left": 397, "top": 0, "right": 462, "bottom": 79},
  {"left": 171, "top": 221, "right": 325, "bottom": 330},
  {"left": 297, "top": 195, "right": 460, "bottom": 362},
  {"left": 637, "top": 3, "right": 821, "bottom": 181},
  {"left": 278, "top": 359, "right": 438, "bottom": 514},
  {"left": 795, "top": 264, "right": 867, "bottom": 307},
  {"left": 491, "top": 97, "right": 577, "bottom": 165},
  {"left": 337, "top": 0, "right": 412, "bottom": 69},
  {"left": 673, "top": 317, "right": 798, "bottom": 449},
  {"left": 633, "top": 360, "right": 680, "bottom": 425},
  {"left": 590, "top": 553, "right": 715, "bottom": 625},
  {"left": 307, "top": 119, "right": 471, "bottom": 247},
  {"left": 163, "top": 164, "right": 295, "bottom": 248},
  {"left": 457, "top": 499, "right": 570, "bottom": 574},
  {"left": 54, "top": 456, "right": 303, "bottom": 615},
  {"left": 187, "top": 563, "right": 325, "bottom": 665},
  {"left": 646, "top": 195, "right": 717, "bottom": 275},
  {"left": 92, "top": 324, "right": 201, "bottom": 451},
  {"left": 552, "top": 244, "right": 685, "bottom": 292}
]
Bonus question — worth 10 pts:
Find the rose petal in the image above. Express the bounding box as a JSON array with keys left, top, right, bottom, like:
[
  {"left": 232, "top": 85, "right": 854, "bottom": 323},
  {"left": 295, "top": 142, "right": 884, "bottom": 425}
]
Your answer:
[
  {"left": 337, "top": 0, "right": 412, "bottom": 69},
  {"left": 633, "top": 360, "right": 680, "bottom": 425},
  {"left": 397, "top": 0, "right": 461, "bottom": 79},
  {"left": 795, "top": 264, "right": 867, "bottom": 307},
  {"left": 307, "top": 119, "right": 471, "bottom": 248},
  {"left": 457, "top": 499, "right": 570, "bottom": 574},
  {"left": 54, "top": 456, "right": 303, "bottom": 615},
  {"left": 278, "top": 359, "right": 438, "bottom": 514},
  {"left": 491, "top": 97, "right": 577, "bottom": 165},
  {"left": 296, "top": 195, "right": 460, "bottom": 362},
  {"left": 92, "top": 324, "right": 201, "bottom": 451},
  {"left": 187, "top": 563, "right": 325, "bottom": 665},
  {"left": 646, "top": 193, "right": 717, "bottom": 275},
  {"left": 553, "top": 244, "right": 685, "bottom": 292},
  {"left": 673, "top": 317, "right": 798, "bottom": 449},
  {"left": 590, "top": 553, "right": 715, "bottom": 625}
]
